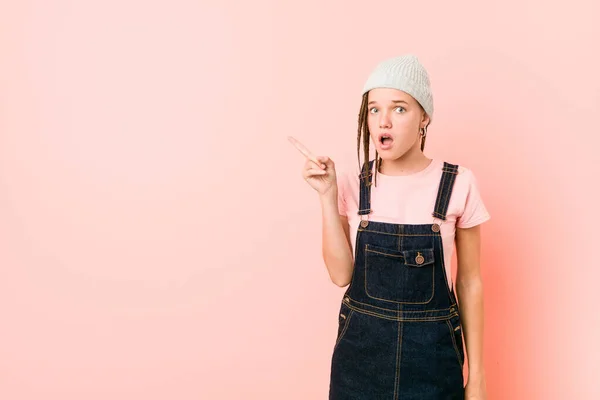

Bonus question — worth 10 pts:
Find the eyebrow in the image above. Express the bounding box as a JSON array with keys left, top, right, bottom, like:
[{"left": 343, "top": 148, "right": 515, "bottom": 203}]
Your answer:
[{"left": 368, "top": 100, "right": 409, "bottom": 105}]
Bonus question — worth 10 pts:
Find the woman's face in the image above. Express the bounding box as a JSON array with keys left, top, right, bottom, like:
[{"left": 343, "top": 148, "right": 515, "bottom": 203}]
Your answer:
[{"left": 366, "top": 88, "right": 429, "bottom": 160}]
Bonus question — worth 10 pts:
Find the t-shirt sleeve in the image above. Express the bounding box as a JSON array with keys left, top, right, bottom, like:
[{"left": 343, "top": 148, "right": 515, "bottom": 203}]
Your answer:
[{"left": 456, "top": 169, "right": 491, "bottom": 229}]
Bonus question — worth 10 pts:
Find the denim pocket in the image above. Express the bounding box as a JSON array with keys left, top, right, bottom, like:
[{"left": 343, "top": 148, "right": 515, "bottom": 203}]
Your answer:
[
  {"left": 364, "top": 244, "right": 435, "bottom": 304},
  {"left": 446, "top": 314, "right": 465, "bottom": 368}
]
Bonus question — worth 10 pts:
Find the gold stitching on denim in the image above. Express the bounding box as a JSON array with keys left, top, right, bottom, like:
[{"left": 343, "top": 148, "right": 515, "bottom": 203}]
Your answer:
[
  {"left": 440, "top": 171, "right": 456, "bottom": 220},
  {"left": 334, "top": 309, "right": 354, "bottom": 349},
  {"left": 343, "top": 297, "right": 458, "bottom": 319},
  {"left": 454, "top": 325, "right": 460, "bottom": 331},
  {"left": 434, "top": 163, "right": 458, "bottom": 220},
  {"left": 343, "top": 295, "right": 456, "bottom": 313},
  {"left": 357, "top": 229, "right": 441, "bottom": 237},
  {"left": 347, "top": 300, "right": 454, "bottom": 314},
  {"left": 394, "top": 314, "right": 403, "bottom": 400},
  {"left": 434, "top": 166, "right": 448, "bottom": 218},
  {"left": 442, "top": 163, "right": 458, "bottom": 174},
  {"left": 398, "top": 225, "right": 404, "bottom": 252},
  {"left": 435, "top": 167, "right": 448, "bottom": 211},
  {"left": 442, "top": 168, "right": 458, "bottom": 174},
  {"left": 367, "top": 249, "right": 403, "bottom": 258},
  {"left": 432, "top": 211, "right": 447, "bottom": 219},
  {"left": 446, "top": 319, "right": 463, "bottom": 367},
  {"left": 365, "top": 245, "right": 404, "bottom": 259},
  {"left": 364, "top": 244, "right": 436, "bottom": 305},
  {"left": 343, "top": 301, "right": 458, "bottom": 322},
  {"left": 436, "top": 233, "right": 457, "bottom": 302}
]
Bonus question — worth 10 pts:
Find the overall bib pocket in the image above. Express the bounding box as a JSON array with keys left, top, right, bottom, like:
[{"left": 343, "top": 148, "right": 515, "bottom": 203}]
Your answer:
[{"left": 364, "top": 244, "right": 435, "bottom": 304}]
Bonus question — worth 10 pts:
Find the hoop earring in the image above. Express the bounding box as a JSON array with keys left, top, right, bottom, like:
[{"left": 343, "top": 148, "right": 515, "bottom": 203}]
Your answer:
[{"left": 420, "top": 126, "right": 427, "bottom": 151}]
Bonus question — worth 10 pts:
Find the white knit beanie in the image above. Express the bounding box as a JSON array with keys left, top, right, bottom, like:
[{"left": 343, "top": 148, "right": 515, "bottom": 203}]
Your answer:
[{"left": 362, "top": 54, "right": 434, "bottom": 123}]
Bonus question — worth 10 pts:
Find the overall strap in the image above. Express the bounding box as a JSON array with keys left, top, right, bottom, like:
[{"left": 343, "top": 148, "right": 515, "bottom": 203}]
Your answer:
[
  {"left": 432, "top": 162, "right": 460, "bottom": 221},
  {"left": 357, "top": 159, "right": 375, "bottom": 216}
]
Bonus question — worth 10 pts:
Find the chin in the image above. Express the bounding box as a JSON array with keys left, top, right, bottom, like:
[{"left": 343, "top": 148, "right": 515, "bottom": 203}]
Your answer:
[{"left": 378, "top": 151, "right": 406, "bottom": 161}]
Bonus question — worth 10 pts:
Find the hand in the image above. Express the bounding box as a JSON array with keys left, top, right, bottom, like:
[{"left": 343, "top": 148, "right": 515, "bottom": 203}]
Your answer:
[
  {"left": 465, "top": 374, "right": 487, "bottom": 400},
  {"left": 288, "top": 136, "right": 337, "bottom": 196}
]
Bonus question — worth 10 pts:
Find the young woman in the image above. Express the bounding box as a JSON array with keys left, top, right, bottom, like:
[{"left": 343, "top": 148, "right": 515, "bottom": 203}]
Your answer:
[{"left": 290, "top": 54, "right": 490, "bottom": 399}]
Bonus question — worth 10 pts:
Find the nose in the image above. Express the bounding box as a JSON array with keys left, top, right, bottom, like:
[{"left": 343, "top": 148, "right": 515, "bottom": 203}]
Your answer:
[{"left": 379, "top": 113, "right": 391, "bottom": 129}]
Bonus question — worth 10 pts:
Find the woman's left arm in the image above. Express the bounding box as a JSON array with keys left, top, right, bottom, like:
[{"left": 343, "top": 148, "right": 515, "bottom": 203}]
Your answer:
[{"left": 455, "top": 224, "right": 487, "bottom": 399}]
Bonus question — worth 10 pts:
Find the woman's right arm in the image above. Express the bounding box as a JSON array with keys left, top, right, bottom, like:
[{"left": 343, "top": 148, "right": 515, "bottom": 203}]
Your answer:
[{"left": 319, "top": 186, "right": 354, "bottom": 287}]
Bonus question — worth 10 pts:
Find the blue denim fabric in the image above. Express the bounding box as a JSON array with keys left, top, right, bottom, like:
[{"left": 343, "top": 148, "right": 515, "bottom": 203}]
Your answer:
[{"left": 329, "top": 161, "right": 465, "bottom": 399}]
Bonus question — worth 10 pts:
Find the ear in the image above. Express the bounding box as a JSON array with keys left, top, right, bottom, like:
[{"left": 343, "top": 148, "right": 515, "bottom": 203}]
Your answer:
[{"left": 421, "top": 113, "right": 431, "bottom": 128}]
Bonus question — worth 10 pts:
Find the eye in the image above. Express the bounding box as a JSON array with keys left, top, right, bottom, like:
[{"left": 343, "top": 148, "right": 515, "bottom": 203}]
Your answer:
[
  {"left": 369, "top": 107, "right": 378, "bottom": 114},
  {"left": 394, "top": 106, "right": 405, "bottom": 113}
]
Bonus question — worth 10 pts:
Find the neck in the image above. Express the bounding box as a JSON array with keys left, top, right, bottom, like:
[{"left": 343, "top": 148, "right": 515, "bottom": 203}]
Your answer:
[{"left": 378, "top": 150, "right": 432, "bottom": 176}]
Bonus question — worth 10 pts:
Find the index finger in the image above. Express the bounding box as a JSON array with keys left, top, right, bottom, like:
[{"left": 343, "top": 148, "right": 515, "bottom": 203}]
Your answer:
[{"left": 287, "top": 136, "right": 320, "bottom": 164}]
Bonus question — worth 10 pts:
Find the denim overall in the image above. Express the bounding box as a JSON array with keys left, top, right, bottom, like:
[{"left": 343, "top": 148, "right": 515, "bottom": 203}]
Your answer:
[{"left": 329, "top": 160, "right": 465, "bottom": 400}]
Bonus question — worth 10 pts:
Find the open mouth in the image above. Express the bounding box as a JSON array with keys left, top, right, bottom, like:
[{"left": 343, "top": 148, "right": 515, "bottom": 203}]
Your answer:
[{"left": 378, "top": 133, "right": 394, "bottom": 148}]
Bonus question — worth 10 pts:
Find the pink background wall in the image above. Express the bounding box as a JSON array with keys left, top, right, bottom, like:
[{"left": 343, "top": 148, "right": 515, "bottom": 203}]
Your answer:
[{"left": 1, "top": 1, "right": 598, "bottom": 399}]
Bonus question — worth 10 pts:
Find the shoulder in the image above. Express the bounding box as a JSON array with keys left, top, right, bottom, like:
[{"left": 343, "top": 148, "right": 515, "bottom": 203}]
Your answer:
[
  {"left": 443, "top": 161, "right": 490, "bottom": 227},
  {"left": 443, "top": 161, "right": 481, "bottom": 187},
  {"left": 440, "top": 160, "right": 485, "bottom": 206}
]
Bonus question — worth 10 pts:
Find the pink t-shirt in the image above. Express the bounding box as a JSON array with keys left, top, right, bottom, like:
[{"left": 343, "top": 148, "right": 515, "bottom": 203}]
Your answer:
[{"left": 336, "top": 158, "right": 491, "bottom": 290}]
